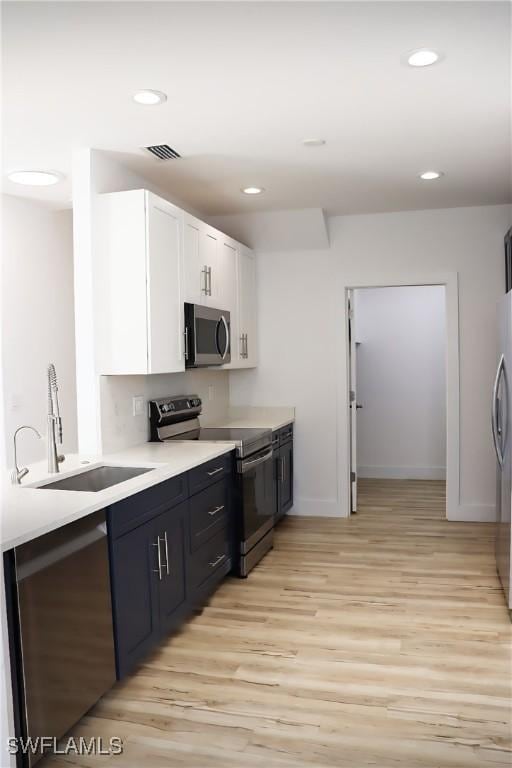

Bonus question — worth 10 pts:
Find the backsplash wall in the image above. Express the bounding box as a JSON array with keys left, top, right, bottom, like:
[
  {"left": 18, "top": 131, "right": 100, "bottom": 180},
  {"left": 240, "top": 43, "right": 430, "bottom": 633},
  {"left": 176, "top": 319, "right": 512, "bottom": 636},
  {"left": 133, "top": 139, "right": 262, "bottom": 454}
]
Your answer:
[{"left": 100, "top": 369, "right": 230, "bottom": 454}]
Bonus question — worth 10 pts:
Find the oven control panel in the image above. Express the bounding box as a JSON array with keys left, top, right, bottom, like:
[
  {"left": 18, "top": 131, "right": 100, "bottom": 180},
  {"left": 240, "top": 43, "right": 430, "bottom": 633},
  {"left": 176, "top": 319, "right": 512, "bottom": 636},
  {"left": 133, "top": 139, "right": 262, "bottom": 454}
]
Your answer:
[{"left": 149, "top": 395, "right": 202, "bottom": 427}]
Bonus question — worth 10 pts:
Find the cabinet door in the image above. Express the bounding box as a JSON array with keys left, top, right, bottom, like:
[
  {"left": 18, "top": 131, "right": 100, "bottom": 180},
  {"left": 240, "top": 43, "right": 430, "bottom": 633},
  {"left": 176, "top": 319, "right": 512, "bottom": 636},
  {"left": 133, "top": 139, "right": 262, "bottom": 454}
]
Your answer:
[
  {"left": 97, "top": 189, "right": 149, "bottom": 374},
  {"left": 199, "top": 226, "right": 219, "bottom": 306},
  {"left": 238, "top": 246, "right": 258, "bottom": 366},
  {"left": 154, "top": 503, "right": 187, "bottom": 635},
  {"left": 279, "top": 440, "right": 294, "bottom": 515},
  {"left": 109, "top": 519, "right": 160, "bottom": 678},
  {"left": 273, "top": 445, "right": 281, "bottom": 523},
  {"left": 183, "top": 214, "right": 205, "bottom": 304},
  {"left": 218, "top": 238, "right": 237, "bottom": 315},
  {"left": 146, "top": 193, "right": 184, "bottom": 373}
]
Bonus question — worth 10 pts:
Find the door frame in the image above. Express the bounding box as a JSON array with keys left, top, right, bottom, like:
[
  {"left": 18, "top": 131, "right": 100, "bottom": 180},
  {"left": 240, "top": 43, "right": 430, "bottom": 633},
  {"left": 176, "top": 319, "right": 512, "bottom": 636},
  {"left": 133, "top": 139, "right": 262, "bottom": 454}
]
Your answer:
[{"left": 336, "top": 271, "right": 459, "bottom": 520}]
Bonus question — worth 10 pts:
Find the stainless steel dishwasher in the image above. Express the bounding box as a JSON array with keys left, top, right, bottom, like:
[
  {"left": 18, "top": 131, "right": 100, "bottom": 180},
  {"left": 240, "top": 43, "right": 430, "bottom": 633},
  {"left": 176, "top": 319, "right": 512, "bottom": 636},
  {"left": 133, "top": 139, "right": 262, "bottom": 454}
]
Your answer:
[{"left": 13, "top": 510, "right": 116, "bottom": 766}]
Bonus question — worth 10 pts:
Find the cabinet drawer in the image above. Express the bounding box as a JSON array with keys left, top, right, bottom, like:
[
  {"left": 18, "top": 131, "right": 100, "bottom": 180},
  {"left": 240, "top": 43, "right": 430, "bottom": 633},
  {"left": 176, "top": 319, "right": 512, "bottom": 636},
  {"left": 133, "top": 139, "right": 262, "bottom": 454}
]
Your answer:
[
  {"left": 188, "top": 453, "right": 232, "bottom": 496},
  {"left": 190, "top": 480, "right": 228, "bottom": 552},
  {"left": 189, "top": 528, "right": 230, "bottom": 589},
  {"left": 108, "top": 473, "right": 188, "bottom": 539},
  {"left": 279, "top": 423, "right": 294, "bottom": 445}
]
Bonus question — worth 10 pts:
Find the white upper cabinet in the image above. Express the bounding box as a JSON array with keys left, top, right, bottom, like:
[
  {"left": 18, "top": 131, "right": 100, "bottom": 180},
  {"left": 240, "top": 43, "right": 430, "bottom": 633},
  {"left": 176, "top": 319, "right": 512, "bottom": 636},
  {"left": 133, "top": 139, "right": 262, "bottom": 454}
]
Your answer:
[
  {"left": 216, "top": 236, "right": 238, "bottom": 315},
  {"left": 183, "top": 218, "right": 237, "bottom": 315},
  {"left": 97, "top": 189, "right": 184, "bottom": 375},
  {"left": 183, "top": 213, "right": 203, "bottom": 304},
  {"left": 223, "top": 243, "right": 257, "bottom": 369},
  {"left": 97, "top": 189, "right": 255, "bottom": 374},
  {"left": 237, "top": 245, "right": 258, "bottom": 367}
]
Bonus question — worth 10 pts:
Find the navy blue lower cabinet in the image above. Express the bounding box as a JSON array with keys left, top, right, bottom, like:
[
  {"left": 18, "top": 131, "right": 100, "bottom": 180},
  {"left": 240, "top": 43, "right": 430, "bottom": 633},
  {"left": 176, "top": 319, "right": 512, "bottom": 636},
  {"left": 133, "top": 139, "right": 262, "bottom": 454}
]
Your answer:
[
  {"left": 108, "top": 458, "right": 235, "bottom": 679},
  {"left": 280, "top": 439, "right": 294, "bottom": 514},
  {"left": 154, "top": 503, "right": 187, "bottom": 635},
  {"left": 274, "top": 427, "right": 294, "bottom": 523},
  {"left": 109, "top": 516, "right": 161, "bottom": 679}
]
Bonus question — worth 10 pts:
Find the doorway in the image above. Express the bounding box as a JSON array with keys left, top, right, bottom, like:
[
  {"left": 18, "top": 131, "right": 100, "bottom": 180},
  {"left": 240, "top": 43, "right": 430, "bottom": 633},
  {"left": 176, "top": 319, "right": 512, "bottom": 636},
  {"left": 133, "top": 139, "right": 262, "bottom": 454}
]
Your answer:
[
  {"left": 342, "top": 276, "right": 459, "bottom": 521},
  {"left": 349, "top": 285, "right": 447, "bottom": 512}
]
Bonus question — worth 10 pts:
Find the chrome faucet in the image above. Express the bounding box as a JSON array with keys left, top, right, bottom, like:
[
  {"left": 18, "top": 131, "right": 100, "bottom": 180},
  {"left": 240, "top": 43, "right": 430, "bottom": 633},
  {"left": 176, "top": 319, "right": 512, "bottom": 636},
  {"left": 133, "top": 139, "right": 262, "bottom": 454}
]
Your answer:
[
  {"left": 11, "top": 425, "right": 42, "bottom": 484},
  {"left": 47, "top": 363, "right": 65, "bottom": 473}
]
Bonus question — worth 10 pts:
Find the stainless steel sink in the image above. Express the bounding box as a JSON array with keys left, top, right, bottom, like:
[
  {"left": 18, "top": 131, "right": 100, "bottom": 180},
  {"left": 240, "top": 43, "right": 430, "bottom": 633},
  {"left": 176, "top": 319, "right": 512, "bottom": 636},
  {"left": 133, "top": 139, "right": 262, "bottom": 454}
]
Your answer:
[{"left": 36, "top": 465, "right": 154, "bottom": 492}]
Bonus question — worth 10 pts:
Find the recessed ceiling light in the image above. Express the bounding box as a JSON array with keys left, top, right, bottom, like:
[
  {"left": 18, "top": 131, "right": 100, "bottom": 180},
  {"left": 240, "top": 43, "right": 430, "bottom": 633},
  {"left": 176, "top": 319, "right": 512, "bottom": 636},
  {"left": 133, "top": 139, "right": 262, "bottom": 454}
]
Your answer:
[
  {"left": 241, "top": 186, "right": 265, "bottom": 195},
  {"left": 7, "top": 170, "right": 63, "bottom": 186},
  {"left": 419, "top": 171, "right": 444, "bottom": 181},
  {"left": 407, "top": 49, "right": 440, "bottom": 67},
  {"left": 303, "top": 138, "right": 326, "bottom": 147},
  {"left": 133, "top": 89, "right": 167, "bottom": 106}
]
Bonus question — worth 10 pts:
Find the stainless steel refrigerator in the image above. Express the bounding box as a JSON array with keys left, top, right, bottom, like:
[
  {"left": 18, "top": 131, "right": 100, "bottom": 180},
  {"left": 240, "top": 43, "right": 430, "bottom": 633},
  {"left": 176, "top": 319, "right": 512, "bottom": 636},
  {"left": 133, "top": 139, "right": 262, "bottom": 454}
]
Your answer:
[{"left": 492, "top": 291, "right": 512, "bottom": 616}]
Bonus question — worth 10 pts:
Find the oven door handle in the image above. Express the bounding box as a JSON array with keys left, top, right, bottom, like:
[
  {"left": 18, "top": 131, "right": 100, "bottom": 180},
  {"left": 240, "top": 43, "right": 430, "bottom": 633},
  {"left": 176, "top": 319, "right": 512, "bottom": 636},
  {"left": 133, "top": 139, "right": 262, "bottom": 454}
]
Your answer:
[{"left": 240, "top": 448, "right": 273, "bottom": 473}]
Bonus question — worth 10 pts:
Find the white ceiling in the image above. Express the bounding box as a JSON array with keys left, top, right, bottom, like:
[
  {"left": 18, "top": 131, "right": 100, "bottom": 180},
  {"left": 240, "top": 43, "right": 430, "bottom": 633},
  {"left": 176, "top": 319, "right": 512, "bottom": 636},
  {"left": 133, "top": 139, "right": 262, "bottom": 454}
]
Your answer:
[{"left": 2, "top": 1, "right": 511, "bottom": 216}]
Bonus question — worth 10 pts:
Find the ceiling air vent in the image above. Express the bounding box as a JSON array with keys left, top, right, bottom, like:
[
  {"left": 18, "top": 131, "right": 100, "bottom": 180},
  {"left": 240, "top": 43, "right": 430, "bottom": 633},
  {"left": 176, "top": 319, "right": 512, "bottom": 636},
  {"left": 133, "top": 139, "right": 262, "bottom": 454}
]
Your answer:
[{"left": 145, "top": 144, "right": 181, "bottom": 160}]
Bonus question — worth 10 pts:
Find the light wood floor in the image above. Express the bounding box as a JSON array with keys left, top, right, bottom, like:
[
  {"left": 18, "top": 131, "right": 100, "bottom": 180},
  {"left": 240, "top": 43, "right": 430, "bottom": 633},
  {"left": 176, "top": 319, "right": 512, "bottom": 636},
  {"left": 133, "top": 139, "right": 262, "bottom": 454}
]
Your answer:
[{"left": 47, "top": 479, "right": 511, "bottom": 768}]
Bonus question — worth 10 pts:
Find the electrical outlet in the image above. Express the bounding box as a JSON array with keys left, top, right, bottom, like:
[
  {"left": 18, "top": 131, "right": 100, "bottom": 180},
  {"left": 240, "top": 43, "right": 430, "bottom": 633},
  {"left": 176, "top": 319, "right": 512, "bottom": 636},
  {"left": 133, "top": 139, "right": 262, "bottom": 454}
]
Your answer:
[
  {"left": 132, "top": 396, "right": 145, "bottom": 416},
  {"left": 208, "top": 384, "right": 214, "bottom": 401}
]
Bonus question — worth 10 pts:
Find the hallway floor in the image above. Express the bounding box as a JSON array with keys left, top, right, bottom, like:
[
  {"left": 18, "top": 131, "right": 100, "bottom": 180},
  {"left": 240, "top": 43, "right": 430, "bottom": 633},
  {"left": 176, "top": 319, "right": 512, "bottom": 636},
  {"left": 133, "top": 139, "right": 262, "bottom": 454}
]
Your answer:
[{"left": 47, "top": 479, "right": 511, "bottom": 768}]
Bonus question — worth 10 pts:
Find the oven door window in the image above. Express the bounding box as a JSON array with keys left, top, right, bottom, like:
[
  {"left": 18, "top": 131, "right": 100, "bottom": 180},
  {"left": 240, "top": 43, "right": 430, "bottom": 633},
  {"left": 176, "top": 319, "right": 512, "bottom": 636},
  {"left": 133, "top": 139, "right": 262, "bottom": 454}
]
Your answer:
[{"left": 240, "top": 450, "right": 274, "bottom": 544}]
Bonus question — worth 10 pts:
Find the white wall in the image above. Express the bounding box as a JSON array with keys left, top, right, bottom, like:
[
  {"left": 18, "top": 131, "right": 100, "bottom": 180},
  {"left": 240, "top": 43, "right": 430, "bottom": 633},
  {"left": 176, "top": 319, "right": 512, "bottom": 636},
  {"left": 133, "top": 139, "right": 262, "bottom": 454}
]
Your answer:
[
  {"left": 354, "top": 286, "right": 446, "bottom": 480},
  {"left": 229, "top": 204, "right": 512, "bottom": 521},
  {"left": 229, "top": 246, "right": 340, "bottom": 516},
  {"left": 1, "top": 195, "right": 77, "bottom": 467},
  {"left": 1, "top": 200, "right": 16, "bottom": 767},
  {"left": 209, "top": 209, "right": 329, "bottom": 251},
  {"left": 1, "top": 194, "right": 76, "bottom": 768}
]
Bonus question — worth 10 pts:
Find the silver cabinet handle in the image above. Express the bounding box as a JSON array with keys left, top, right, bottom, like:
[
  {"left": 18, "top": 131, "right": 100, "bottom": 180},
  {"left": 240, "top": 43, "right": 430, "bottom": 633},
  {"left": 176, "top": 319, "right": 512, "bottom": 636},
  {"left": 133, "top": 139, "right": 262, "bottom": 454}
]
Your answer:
[
  {"left": 492, "top": 353, "right": 507, "bottom": 468},
  {"left": 201, "top": 265, "right": 208, "bottom": 295},
  {"left": 280, "top": 456, "right": 285, "bottom": 483},
  {"left": 240, "top": 333, "right": 248, "bottom": 359},
  {"left": 207, "top": 466, "right": 224, "bottom": 477},
  {"left": 208, "top": 266, "right": 212, "bottom": 296},
  {"left": 208, "top": 504, "right": 225, "bottom": 516},
  {"left": 163, "top": 531, "right": 170, "bottom": 575},
  {"left": 152, "top": 537, "right": 162, "bottom": 581},
  {"left": 184, "top": 327, "right": 189, "bottom": 360},
  {"left": 209, "top": 553, "right": 226, "bottom": 568},
  {"left": 245, "top": 333, "right": 249, "bottom": 359}
]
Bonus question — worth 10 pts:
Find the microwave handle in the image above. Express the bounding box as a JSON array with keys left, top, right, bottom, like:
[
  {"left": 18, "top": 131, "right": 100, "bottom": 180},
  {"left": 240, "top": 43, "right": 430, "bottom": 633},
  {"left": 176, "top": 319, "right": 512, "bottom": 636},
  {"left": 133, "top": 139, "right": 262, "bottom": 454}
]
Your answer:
[{"left": 216, "top": 316, "right": 230, "bottom": 360}]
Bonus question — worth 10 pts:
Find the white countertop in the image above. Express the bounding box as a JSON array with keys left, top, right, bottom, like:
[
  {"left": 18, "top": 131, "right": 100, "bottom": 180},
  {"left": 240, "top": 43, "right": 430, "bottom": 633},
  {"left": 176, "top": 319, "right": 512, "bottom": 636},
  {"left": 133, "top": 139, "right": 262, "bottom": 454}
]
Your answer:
[
  {"left": 1, "top": 441, "right": 235, "bottom": 552},
  {"left": 205, "top": 405, "right": 295, "bottom": 432}
]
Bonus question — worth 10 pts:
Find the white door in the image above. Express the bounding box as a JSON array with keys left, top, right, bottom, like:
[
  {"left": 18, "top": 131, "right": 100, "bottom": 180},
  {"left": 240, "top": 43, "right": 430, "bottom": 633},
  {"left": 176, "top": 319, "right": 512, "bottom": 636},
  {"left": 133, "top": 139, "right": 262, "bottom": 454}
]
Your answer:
[
  {"left": 145, "top": 193, "right": 184, "bottom": 373},
  {"left": 217, "top": 238, "right": 237, "bottom": 315},
  {"left": 183, "top": 213, "right": 204, "bottom": 304},
  {"left": 348, "top": 290, "right": 358, "bottom": 512},
  {"left": 238, "top": 246, "right": 257, "bottom": 366},
  {"left": 199, "top": 226, "right": 219, "bottom": 306}
]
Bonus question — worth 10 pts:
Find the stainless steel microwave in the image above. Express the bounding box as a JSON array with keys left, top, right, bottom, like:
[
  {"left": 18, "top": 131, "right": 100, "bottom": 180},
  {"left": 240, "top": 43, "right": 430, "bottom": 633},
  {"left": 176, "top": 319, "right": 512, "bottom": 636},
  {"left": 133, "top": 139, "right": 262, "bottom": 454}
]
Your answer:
[{"left": 184, "top": 303, "right": 231, "bottom": 368}]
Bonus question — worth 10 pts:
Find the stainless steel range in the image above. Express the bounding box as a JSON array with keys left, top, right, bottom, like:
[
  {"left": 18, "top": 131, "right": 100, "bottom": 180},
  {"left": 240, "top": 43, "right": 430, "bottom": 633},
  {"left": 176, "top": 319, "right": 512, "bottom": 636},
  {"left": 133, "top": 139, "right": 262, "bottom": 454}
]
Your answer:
[{"left": 149, "top": 395, "right": 274, "bottom": 576}]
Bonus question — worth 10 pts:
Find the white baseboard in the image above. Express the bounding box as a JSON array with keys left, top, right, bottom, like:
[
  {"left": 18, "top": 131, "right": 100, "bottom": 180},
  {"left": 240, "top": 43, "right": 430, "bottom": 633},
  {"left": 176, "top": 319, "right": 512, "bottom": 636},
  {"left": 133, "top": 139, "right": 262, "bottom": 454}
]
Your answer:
[
  {"left": 358, "top": 465, "right": 446, "bottom": 481},
  {"left": 449, "top": 503, "right": 496, "bottom": 522},
  {"left": 286, "top": 495, "right": 494, "bottom": 522},
  {"left": 287, "top": 497, "right": 343, "bottom": 517}
]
